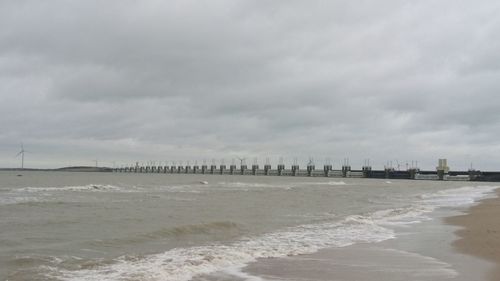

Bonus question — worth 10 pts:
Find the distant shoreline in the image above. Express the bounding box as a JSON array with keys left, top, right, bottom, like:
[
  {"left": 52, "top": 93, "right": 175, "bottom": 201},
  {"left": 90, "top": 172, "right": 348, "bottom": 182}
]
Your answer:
[{"left": 0, "top": 166, "right": 112, "bottom": 172}]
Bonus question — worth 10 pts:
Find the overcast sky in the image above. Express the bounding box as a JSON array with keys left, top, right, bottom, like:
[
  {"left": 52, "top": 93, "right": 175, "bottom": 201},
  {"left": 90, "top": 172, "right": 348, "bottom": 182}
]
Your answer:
[{"left": 1, "top": 0, "right": 500, "bottom": 170}]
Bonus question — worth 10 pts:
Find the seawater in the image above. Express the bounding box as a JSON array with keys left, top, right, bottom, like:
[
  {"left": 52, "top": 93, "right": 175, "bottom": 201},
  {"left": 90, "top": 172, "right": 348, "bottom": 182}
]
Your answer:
[{"left": 0, "top": 171, "right": 497, "bottom": 281}]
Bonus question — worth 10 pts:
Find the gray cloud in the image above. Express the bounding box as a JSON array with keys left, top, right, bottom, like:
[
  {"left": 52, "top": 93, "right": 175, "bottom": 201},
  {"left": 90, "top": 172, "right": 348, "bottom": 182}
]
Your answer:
[{"left": 1, "top": 0, "right": 500, "bottom": 170}]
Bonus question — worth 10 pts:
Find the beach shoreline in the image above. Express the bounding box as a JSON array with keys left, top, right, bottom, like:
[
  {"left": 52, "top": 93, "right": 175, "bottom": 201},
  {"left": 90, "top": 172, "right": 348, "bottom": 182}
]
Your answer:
[
  {"left": 446, "top": 189, "right": 500, "bottom": 281},
  {"left": 195, "top": 187, "right": 500, "bottom": 281}
]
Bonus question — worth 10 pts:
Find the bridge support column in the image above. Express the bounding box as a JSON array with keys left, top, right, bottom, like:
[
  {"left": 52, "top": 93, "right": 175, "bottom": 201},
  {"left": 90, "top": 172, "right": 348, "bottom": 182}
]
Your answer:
[
  {"left": 277, "top": 164, "right": 285, "bottom": 176},
  {"left": 264, "top": 164, "right": 271, "bottom": 175},
  {"left": 307, "top": 165, "right": 315, "bottom": 177},
  {"left": 252, "top": 165, "right": 259, "bottom": 175},
  {"left": 362, "top": 166, "right": 372, "bottom": 178}
]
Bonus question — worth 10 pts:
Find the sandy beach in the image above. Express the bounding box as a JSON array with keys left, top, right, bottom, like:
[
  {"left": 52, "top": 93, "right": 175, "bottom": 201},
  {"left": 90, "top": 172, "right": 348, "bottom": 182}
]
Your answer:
[{"left": 446, "top": 189, "right": 500, "bottom": 281}]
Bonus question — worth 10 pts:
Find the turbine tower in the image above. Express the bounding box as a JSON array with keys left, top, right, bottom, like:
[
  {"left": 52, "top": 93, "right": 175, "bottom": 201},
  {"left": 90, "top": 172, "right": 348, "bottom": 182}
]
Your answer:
[
  {"left": 236, "top": 156, "right": 246, "bottom": 166},
  {"left": 16, "top": 143, "right": 26, "bottom": 169}
]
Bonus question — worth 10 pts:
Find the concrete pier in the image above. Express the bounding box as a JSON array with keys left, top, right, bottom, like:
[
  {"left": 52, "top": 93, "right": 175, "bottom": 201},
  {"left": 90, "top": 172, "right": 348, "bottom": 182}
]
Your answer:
[
  {"left": 384, "top": 167, "right": 394, "bottom": 179},
  {"left": 307, "top": 164, "right": 315, "bottom": 177},
  {"left": 264, "top": 164, "right": 272, "bottom": 175},
  {"left": 323, "top": 165, "right": 332, "bottom": 177},
  {"left": 342, "top": 165, "right": 351, "bottom": 177},
  {"left": 408, "top": 168, "right": 418, "bottom": 179},
  {"left": 362, "top": 166, "right": 372, "bottom": 178},
  {"left": 252, "top": 164, "right": 259, "bottom": 175},
  {"left": 114, "top": 158, "right": 500, "bottom": 182},
  {"left": 278, "top": 164, "right": 285, "bottom": 176}
]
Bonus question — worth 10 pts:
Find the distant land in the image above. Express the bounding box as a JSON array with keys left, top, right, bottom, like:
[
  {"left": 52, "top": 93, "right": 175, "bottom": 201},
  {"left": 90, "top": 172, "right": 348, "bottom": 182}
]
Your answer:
[{"left": 0, "top": 166, "right": 112, "bottom": 172}]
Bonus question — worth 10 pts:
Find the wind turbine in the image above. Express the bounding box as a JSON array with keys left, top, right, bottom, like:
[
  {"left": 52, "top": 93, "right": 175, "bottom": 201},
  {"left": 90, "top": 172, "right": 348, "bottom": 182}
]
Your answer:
[
  {"left": 16, "top": 143, "right": 26, "bottom": 169},
  {"left": 236, "top": 156, "right": 246, "bottom": 166}
]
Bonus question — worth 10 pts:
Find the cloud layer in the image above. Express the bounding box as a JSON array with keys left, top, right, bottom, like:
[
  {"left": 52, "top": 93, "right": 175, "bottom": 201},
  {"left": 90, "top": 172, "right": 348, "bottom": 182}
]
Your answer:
[{"left": 1, "top": 0, "right": 500, "bottom": 169}]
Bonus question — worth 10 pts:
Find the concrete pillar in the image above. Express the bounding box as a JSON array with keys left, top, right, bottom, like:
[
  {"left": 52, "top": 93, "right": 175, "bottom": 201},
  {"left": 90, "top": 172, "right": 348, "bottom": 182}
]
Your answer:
[
  {"left": 384, "top": 168, "right": 392, "bottom": 179},
  {"left": 307, "top": 165, "right": 315, "bottom": 177},
  {"left": 219, "top": 165, "right": 226, "bottom": 175},
  {"left": 468, "top": 169, "right": 480, "bottom": 181},
  {"left": 264, "top": 164, "right": 271, "bottom": 175},
  {"left": 292, "top": 165, "right": 299, "bottom": 176},
  {"left": 323, "top": 165, "right": 332, "bottom": 177},
  {"left": 278, "top": 164, "right": 285, "bottom": 176},
  {"left": 240, "top": 165, "right": 247, "bottom": 175},
  {"left": 252, "top": 164, "right": 259, "bottom": 175},
  {"left": 230, "top": 165, "right": 237, "bottom": 175},
  {"left": 437, "top": 169, "right": 445, "bottom": 180},
  {"left": 342, "top": 166, "right": 351, "bottom": 177},
  {"left": 185, "top": 166, "right": 191, "bottom": 174},
  {"left": 362, "top": 166, "right": 372, "bottom": 178},
  {"left": 193, "top": 166, "right": 199, "bottom": 174},
  {"left": 408, "top": 168, "right": 417, "bottom": 179},
  {"left": 201, "top": 165, "right": 207, "bottom": 174},
  {"left": 210, "top": 165, "right": 217, "bottom": 174}
]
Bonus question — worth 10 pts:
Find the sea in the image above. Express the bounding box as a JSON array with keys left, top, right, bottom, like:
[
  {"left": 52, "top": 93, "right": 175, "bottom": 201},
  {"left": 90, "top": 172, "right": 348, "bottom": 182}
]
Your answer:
[{"left": 0, "top": 171, "right": 497, "bottom": 281}]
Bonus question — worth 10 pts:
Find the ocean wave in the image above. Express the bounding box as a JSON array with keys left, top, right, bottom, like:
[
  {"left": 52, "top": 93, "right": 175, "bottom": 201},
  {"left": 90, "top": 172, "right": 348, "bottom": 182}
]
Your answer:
[
  {"left": 0, "top": 196, "right": 44, "bottom": 206},
  {"left": 296, "top": 181, "right": 347, "bottom": 186},
  {"left": 48, "top": 184, "right": 498, "bottom": 281},
  {"left": 87, "top": 221, "right": 243, "bottom": 247},
  {"left": 149, "top": 184, "right": 204, "bottom": 194},
  {"left": 15, "top": 185, "right": 125, "bottom": 193},
  {"left": 52, "top": 214, "right": 394, "bottom": 281},
  {"left": 216, "top": 182, "right": 291, "bottom": 189},
  {"left": 419, "top": 185, "right": 499, "bottom": 207}
]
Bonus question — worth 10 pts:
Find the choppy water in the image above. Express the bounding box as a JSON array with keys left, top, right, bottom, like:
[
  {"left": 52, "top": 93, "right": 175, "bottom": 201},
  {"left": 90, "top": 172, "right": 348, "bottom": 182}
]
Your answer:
[{"left": 0, "top": 171, "right": 497, "bottom": 281}]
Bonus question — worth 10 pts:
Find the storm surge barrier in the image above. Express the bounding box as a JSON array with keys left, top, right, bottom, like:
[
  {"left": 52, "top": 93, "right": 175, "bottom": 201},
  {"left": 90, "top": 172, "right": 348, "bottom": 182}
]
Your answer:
[{"left": 113, "top": 164, "right": 498, "bottom": 182}]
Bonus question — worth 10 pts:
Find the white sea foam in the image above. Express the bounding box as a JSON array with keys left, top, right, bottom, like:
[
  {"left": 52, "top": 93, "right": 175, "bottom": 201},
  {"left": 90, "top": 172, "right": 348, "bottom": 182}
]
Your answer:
[
  {"left": 16, "top": 184, "right": 124, "bottom": 193},
  {"left": 296, "top": 181, "right": 347, "bottom": 186},
  {"left": 419, "top": 185, "right": 498, "bottom": 207},
  {"left": 220, "top": 266, "right": 266, "bottom": 281},
  {"left": 51, "top": 185, "right": 498, "bottom": 281},
  {"left": 217, "top": 182, "right": 290, "bottom": 189},
  {"left": 0, "top": 196, "right": 43, "bottom": 206},
  {"left": 55, "top": 214, "right": 394, "bottom": 281}
]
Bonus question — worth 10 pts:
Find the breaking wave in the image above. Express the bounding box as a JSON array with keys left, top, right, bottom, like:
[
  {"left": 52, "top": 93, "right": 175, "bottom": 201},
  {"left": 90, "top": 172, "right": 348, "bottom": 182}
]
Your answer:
[
  {"left": 16, "top": 185, "right": 124, "bottom": 192},
  {"left": 45, "top": 185, "right": 499, "bottom": 281}
]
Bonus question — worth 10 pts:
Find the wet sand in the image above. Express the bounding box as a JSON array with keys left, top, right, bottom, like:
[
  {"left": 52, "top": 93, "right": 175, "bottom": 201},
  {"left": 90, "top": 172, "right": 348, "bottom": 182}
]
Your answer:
[
  {"left": 446, "top": 189, "right": 500, "bottom": 281},
  {"left": 196, "top": 208, "right": 494, "bottom": 281}
]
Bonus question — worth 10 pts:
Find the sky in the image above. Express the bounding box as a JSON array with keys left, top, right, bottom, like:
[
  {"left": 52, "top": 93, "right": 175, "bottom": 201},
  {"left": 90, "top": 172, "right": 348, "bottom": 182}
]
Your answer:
[{"left": 1, "top": 0, "right": 500, "bottom": 170}]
